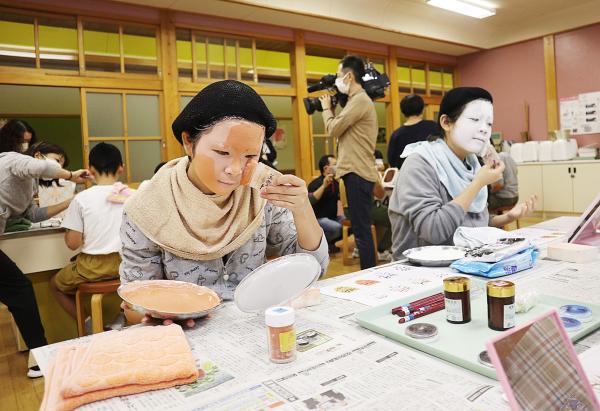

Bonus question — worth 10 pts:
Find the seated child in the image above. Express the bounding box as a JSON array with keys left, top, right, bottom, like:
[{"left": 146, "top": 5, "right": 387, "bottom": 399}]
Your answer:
[{"left": 50, "top": 143, "right": 128, "bottom": 321}]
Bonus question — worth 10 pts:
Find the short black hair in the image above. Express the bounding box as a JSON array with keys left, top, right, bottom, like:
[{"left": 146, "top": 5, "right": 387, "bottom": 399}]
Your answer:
[
  {"left": 26, "top": 141, "right": 69, "bottom": 187},
  {"left": 153, "top": 161, "right": 166, "bottom": 174},
  {"left": 340, "top": 55, "right": 365, "bottom": 85},
  {"left": 318, "top": 154, "right": 335, "bottom": 174},
  {"left": 400, "top": 94, "right": 425, "bottom": 117},
  {"left": 89, "top": 142, "right": 123, "bottom": 175},
  {"left": 0, "top": 119, "right": 36, "bottom": 153}
]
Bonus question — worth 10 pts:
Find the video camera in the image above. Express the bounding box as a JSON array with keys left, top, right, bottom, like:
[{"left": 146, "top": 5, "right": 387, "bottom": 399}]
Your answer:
[{"left": 303, "top": 63, "right": 390, "bottom": 115}]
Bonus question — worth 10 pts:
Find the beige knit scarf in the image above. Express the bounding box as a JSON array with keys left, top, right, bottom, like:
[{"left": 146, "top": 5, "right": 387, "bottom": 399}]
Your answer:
[{"left": 124, "top": 156, "right": 266, "bottom": 261}]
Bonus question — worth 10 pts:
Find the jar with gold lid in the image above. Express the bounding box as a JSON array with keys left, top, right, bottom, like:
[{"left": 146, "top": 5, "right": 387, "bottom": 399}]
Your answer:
[
  {"left": 443, "top": 276, "right": 471, "bottom": 324},
  {"left": 487, "top": 280, "right": 515, "bottom": 331}
]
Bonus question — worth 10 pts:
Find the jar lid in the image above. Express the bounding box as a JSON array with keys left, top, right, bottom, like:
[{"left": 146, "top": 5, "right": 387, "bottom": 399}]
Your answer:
[
  {"left": 560, "top": 316, "right": 582, "bottom": 332},
  {"left": 265, "top": 306, "right": 295, "bottom": 327},
  {"left": 559, "top": 304, "right": 592, "bottom": 322},
  {"left": 486, "top": 280, "right": 515, "bottom": 298},
  {"left": 405, "top": 323, "right": 438, "bottom": 340},
  {"left": 443, "top": 276, "right": 470, "bottom": 292}
]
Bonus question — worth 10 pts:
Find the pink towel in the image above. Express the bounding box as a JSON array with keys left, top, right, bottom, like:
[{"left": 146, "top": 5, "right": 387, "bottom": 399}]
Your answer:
[
  {"left": 40, "top": 324, "right": 200, "bottom": 411},
  {"left": 107, "top": 182, "right": 134, "bottom": 204}
]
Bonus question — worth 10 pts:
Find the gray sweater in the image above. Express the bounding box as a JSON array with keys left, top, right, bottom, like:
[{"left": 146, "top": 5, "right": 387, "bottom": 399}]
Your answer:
[
  {"left": 0, "top": 152, "right": 61, "bottom": 233},
  {"left": 119, "top": 205, "right": 329, "bottom": 300},
  {"left": 388, "top": 154, "right": 489, "bottom": 260}
]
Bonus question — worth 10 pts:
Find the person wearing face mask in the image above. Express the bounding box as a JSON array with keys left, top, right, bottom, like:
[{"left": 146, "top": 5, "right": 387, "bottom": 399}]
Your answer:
[
  {"left": 119, "top": 80, "right": 328, "bottom": 327},
  {"left": 308, "top": 155, "right": 345, "bottom": 252},
  {"left": 319, "top": 55, "right": 379, "bottom": 270},
  {"left": 0, "top": 124, "right": 92, "bottom": 378},
  {"left": 388, "top": 87, "right": 537, "bottom": 260}
]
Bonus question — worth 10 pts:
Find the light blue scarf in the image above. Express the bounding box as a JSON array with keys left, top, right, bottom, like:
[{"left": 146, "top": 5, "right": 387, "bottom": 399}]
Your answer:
[{"left": 401, "top": 139, "right": 488, "bottom": 213}]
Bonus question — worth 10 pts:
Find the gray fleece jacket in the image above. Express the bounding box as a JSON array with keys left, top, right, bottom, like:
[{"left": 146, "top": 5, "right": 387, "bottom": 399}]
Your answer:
[
  {"left": 388, "top": 153, "right": 489, "bottom": 260},
  {"left": 0, "top": 152, "right": 61, "bottom": 233}
]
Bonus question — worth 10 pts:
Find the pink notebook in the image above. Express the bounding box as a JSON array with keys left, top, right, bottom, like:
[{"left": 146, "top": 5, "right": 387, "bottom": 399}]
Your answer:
[
  {"left": 486, "top": 310, "right": 600, "bottom": 411},
  {"left": 567, "top": 192, "right": 600, "bottom": 247}
]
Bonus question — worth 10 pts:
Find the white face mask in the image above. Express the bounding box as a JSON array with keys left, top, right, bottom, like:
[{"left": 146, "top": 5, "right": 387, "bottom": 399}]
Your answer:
[
  {"left": 39, "top": 155, "right": 61, "bottom": 181},
  {"left": 335, "top": 74, "right": 350, "bottom": 95},
  {"left": 450, "top": 99, "right": 493, "bottom": 154},
  {"left": 20, "top": 142, "right": 29, "bottom": 152}
]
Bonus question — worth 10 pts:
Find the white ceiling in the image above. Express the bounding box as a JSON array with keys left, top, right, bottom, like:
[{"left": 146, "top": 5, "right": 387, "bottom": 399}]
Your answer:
[{"left": 113, "top": 0, "right": 600, "bottom": 55}]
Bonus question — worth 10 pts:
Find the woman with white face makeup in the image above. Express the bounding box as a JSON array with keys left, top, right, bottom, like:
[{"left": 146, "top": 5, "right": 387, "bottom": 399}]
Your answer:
[
  {"left": 119, "top": 80, "right": 328, "bottom": 327},
  {"left": 388, "top": 87, "right": 536, "bottom": 260}
]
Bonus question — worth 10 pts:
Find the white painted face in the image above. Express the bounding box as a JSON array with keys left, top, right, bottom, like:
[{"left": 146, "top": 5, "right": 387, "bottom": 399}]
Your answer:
[{"left": 449, "top": 99, "right": 493, "bottom": 154}]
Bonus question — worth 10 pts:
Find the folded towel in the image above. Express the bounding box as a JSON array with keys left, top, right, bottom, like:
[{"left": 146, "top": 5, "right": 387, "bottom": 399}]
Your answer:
[
  {"left": 5, "top": 217, "right": 32, "bottom": 232},
  {"left": 40, "top": 324, "right": 199, "bottom": 411},
  {"left": 107, "top": 182, "right": 135, "bottom": 204},
  {"left": 453, "top": 226, "right": 516, "bottom": 249}
]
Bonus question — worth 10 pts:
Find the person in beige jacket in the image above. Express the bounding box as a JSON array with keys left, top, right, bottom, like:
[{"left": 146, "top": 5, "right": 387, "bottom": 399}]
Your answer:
[{"left": 319, "top": 55, "right": 379, "bottom": 269}]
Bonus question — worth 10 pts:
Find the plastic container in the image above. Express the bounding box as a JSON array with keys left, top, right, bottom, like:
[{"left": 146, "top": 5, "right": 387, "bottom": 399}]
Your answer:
[{"left": 265, "top": 306, "right": 296, "bottom": 364}]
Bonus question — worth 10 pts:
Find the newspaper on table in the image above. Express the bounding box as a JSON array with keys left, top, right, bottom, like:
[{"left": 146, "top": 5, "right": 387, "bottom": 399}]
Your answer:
[
  {"left": 319, "top": 262, "right": 454, "bottom": 306},
  {"left": 33, "top": 293, "right": 507, "bottom": 410},
  {"left": 580, "top": 343, "right": 600, "bottom": 401}
]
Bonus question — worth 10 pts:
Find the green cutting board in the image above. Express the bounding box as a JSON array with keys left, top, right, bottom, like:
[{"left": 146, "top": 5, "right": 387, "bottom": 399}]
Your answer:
[{"left": 355, "top": 287, "right": 600, "bottom": 379}]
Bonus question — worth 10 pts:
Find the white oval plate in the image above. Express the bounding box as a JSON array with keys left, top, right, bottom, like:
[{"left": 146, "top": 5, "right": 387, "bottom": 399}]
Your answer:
[
  {"left": 403, "top": 246, "right": 467, "bottom": 267},
  {"left": 234, "top": 253, "right": 321, "bottom": 313},
  {"left": 118, "top": 280, "right": 222, "bottom": 320}
]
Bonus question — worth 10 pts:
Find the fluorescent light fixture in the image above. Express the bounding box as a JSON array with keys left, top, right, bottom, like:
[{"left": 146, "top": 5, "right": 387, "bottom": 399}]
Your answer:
[{"left": 427, "top": 0, "right": 496, "bottom": 19}]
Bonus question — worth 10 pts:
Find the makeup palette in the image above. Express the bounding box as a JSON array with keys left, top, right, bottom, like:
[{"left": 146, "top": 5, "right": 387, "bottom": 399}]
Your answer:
[
  {"left": 356, "top": 286, "right": 600, "bottom": 379},
  {"left": 118, "top": 280, "right": 222, "bottom": 320}
]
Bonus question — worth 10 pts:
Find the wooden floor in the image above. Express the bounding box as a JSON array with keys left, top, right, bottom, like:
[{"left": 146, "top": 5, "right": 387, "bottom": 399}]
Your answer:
[{"left": 0, "top": 212, "right": 559, "bottom": 411}]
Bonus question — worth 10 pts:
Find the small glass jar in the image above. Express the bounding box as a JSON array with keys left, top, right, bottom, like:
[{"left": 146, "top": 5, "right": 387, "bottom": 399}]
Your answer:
[
  {"left": 265, "top": 306, "right": 296, "bottom": 364},
  {"left": 443, "top": 276, "right": 471, "bottom": 324},
  {"left": 487, "top": 280, "right": 515, "bottom": 331}
]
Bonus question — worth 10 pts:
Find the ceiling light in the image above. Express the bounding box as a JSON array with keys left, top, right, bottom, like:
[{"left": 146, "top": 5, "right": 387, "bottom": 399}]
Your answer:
[{"left": 427, "top": 0, "right": 496, "bottom": 19}]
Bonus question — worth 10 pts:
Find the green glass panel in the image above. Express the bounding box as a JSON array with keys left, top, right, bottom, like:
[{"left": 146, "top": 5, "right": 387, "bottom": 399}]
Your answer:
[
  {"left": 83, "top": 22, "right": 120, "bottom": 72},
  {"left": 0, "top": 14, "right": 35, "bottom": 68},
  {"left": 38, "top": 17, "right": 78, "bottom": 71},
  {"left": 87, "top": 93, "right": 123, "bottom": 137},
  {"left": 128, "top": 140, "right": 161, "bottom": 182},
  {"left": 208, "top": 37, "right": 225, "bottom": 79},
  {"left": 180, "top": 96, "right": 193, "bottom": 110},
  {"left": 397, "top": 66, "right": 410, "bottom": 85},
  {"left": 443, "top": 72, "right": 454, "bottom": 89},
  {"left": 429, "top": 69, "right": 443, "bottom": 89},
  {"left": 89, "top": 140, "right": 127, "bottom": 182},
  {"left": 274, "top": 119, "right": 295, "bottom": 172},
  {"left": 176, "top": 29, "right": 192, "bottom": 79},
  {"left": 126, "top": 94, "right": 160, "bottom": 137},
  {"left": 306, "top": 55, "right": 340, "bottom": 79},
  {"left": 123, "top": 26, "right": 157, "bottom": 75},
  {"left": 375, "top": 102, "right": 387, "bottom": 144},
  {"left": 225, "top": 39, "right": 237, "bottom": 79}
]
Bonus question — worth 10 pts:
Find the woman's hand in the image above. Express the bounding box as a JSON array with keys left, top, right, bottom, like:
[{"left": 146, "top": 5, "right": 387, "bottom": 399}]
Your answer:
[
  {"left": 473, "top": 161, "right": 505, "bottom": 188},
  {"left": 70, "top": 169, "right": 94, "bottom": 184},
  {"left": 120, "top": 302, "right": 195, "bottom": 328},
  {"left": 507, "top": 195, "right": 537, "bottom": 221},
  {"left": 260, "top": 174, "right": 310, "bottom": 212}
]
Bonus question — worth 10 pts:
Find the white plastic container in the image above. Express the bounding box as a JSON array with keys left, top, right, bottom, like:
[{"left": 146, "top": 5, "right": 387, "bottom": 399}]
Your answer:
[
  {"left": 510, "top": 143, "right": 524, "bottom": 163},
  {"left": 522, "top": 141, "right": 539, "bottom": 162},
  {"left": 552, "top": 139, "right": 574, "bottom": 161},
  {"left": 538, "top": 141, "right": 553, "bottom": 162}
]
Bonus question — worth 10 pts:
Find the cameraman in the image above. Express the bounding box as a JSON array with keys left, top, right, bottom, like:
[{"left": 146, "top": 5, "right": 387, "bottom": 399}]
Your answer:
[{"left": 319, "top": 55, "right": 379, "bottom": 269}]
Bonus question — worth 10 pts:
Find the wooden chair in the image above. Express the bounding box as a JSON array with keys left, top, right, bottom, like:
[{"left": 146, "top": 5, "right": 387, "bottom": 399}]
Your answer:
[
  {"left": 339, "top": 179, "right": 379, "bottom": 266},
  {"left": 490, "top": 204, "right": 521, "bottom": 230},
  {"left": 75, "top": 279, "right": 121, "bottom": 336}
]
